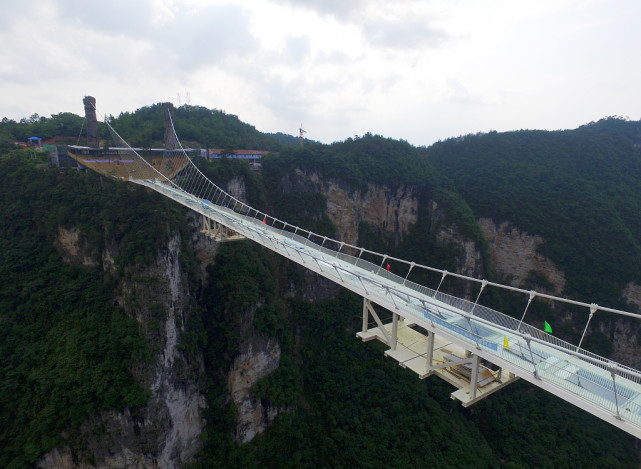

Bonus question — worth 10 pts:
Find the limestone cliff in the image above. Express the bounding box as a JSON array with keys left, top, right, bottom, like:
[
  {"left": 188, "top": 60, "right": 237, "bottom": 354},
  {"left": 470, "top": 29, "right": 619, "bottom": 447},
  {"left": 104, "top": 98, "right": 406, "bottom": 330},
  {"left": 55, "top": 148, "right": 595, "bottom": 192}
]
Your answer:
[
  {"left": 279, "top": 169, "right": 485, "bottom": 279},
  {"left": 228, "top": 335, "right": 282, "bottom": 443},
  {"left": 288, "top": 169, "right": 418, "bottom": 246},
  {"left": 55, "top": 226, "right": 99, "bottom": 268},
  {"left": 478, "top": 218, "right": 566, "bottom": 294},
  {"left": 40, "top": 230, "right": 207, "bottom": 469}
]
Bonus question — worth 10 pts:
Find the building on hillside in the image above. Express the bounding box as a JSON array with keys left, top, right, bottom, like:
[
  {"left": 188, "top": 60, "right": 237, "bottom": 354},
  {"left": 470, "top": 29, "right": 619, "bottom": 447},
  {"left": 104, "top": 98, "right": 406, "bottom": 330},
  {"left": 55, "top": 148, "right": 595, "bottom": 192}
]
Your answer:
[
  {"left": 27, "top": 136, "right": 42, "bottom": 148},
  {"left": 208, "top": 149, "right": 269, "bottom": 170},
  {"left": 208, "top": 149, "right": 269, "bottom": 160}
]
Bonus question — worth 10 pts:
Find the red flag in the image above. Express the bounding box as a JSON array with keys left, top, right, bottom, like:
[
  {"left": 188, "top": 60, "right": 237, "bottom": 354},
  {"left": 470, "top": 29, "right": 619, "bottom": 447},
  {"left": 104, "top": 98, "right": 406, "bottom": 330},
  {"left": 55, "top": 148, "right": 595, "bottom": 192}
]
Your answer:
[
  {"left": 263, "top": 218, "right": 266, "bottom": 224},
  {"left": 386, "top": 263, "right": 390, "bottom": 272}
]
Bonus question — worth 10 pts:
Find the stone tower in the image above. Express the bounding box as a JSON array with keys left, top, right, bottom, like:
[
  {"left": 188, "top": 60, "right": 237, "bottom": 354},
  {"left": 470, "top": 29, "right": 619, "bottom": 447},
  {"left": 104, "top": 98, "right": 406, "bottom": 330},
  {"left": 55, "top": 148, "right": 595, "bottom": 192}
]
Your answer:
[
  {"left": 162, "top": 102, "right": 176, "bottom": 149},
  {"left": 83, "top": 96, "right": 99, "bottom": 148}
]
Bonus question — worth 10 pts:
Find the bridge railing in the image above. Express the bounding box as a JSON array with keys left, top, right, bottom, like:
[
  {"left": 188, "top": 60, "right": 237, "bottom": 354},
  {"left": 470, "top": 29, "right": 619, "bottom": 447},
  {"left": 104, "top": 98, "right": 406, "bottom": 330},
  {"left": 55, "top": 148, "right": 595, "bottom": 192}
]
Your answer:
[
  {"left": 245, "top": 208, "right": 641, "bottom": 376},
  {"left": 260, "top": 218, "right": 641, "bottom": 424},
  {"left": 105, "top": 115, "right": 641, "bottom": 431},
  {"left": 166, "top": 181, "right": 641, "bottom": 386}
]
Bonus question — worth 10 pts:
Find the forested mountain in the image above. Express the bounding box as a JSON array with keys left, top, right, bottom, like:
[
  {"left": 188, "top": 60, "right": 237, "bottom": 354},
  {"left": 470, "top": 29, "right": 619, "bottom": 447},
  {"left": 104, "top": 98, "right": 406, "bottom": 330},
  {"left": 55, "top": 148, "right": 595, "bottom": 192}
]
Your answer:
[
  {"left": 0, "top": 104, "right": 305, "bottom": 151},
  {"left": 427, "top": 118, "right": 641, "bottom": 306},
  {"left": 1, "top": 106, "right": 640, "bottom": 468},
  {"left": 426, "top": 119, "right": 641, "bottom": 364},
  {"left": 0, "top": 112, "right": 84, "bottom": 148}
]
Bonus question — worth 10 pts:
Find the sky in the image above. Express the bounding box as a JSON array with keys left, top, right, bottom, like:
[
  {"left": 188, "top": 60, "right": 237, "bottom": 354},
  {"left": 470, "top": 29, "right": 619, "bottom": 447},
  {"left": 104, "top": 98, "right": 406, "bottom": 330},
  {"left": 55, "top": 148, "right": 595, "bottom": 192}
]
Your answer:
[{"left": 1, "top": 0, "right": 640, "bottom": 147}]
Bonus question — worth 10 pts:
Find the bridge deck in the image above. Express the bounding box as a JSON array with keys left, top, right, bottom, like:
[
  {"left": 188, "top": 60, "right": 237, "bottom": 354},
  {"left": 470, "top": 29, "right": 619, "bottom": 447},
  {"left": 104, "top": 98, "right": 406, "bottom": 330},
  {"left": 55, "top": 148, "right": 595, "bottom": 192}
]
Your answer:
[{"left": 134, "top": 178, "right": 641, "bottom": 438}]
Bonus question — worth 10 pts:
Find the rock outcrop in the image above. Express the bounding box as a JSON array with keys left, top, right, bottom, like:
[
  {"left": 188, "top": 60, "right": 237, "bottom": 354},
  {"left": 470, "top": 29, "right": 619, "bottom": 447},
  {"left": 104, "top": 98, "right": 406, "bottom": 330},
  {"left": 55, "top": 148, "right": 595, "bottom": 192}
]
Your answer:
[
  {"left": 228, "top": 335, "right": 282, "bottom": 443},
  {"left": 279, "top": 169, "right": 485, "bottom": 279},
  {"left": 40, "top": 232, "right": 206, "bottom": 469},
  {"left": 478, "top": 218, "right": 566, "bottom": 294},
  {"left": 56, "top": 226, "right": 99, "bottom": 268},
  {"left": 286, "top": 169, "right": 418, "bottom": 246}
]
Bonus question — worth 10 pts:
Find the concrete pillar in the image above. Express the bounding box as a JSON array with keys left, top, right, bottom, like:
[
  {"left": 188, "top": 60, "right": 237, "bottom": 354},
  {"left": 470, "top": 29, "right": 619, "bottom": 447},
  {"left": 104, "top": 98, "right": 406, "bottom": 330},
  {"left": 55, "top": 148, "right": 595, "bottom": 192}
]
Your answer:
[
  {"left": 83, "top": 96, "right": 99, "bottom": 148},
  {"left": 162, "top": 102, "right": 175, "bottom": 149}
]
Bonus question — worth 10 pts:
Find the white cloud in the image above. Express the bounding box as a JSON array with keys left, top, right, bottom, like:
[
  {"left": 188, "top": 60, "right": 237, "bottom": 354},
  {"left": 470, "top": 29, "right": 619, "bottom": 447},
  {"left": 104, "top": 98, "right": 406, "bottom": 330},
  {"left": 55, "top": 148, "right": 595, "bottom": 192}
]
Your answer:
[{"left": 1, "top": 0, "right": 641, "bottom": 145}]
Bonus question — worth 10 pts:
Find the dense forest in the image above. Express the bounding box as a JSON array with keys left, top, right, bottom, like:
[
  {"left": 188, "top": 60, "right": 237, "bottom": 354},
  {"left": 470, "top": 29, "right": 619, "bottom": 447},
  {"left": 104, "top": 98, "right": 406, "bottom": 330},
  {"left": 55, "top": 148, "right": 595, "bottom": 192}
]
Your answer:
[
  {"left": 0, "top": 104, "right": 307, "bottom": 152},
  {"left": 0, "top": 151, "right": 188, "bottom": 466},
  {"left": 427, "top": 119, "right": 641, "bottom": 305},
  {"left": 1, "top": 107, "right": 640, "bottom": 467},
  {"left": 193, "top": 239, "right": 636, "bottom": 468}
]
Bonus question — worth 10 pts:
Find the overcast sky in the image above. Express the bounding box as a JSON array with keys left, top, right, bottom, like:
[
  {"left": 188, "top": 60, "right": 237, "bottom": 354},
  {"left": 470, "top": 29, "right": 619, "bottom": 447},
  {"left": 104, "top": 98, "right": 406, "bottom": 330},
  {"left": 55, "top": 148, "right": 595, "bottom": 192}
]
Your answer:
[{"left": 1, "top": 0, "right": 640, "bottom": 146}]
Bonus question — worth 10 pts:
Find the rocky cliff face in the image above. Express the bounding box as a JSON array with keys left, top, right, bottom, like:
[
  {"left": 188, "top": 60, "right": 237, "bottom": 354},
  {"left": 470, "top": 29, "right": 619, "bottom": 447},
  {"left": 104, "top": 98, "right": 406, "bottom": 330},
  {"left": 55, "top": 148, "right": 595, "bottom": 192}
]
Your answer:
[
  {"left": 280, "top": 169, "right": 485, "bottom": 279},
  {"left": 228, "top": 335, "right": 282, "bottom": 443},
  {"left": 227, "top": 176, "right": 247, "bottom": 202},
  {"left": 478, "top": 218, "right": 566, "bottom": 294},
  {"left": 40, "top": 228, "right": 207, "bottom": 469},
  {"left": 477, "top": 218, "right": 641, "bottom": 368},
  {"left": 623, "top": 282, "right": 641, "bottom": 312},
  {"left": 289, "top": 169, "right": 418, "bottom": 246},
  {"left": 55, "top": 226, "right": 100, "bottom": 268}
]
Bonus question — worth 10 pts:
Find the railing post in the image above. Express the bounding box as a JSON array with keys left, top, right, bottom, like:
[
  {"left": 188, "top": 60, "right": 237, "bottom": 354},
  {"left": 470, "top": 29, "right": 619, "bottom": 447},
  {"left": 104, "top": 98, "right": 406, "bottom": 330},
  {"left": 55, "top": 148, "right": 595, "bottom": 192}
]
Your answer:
[
  {"left": 376, "top": 255, "right": 388, "bottom": 274},
  {"left": 465, "top": 314, "right": 480, "bottom": 349},
  {"left": 610, "top": 364, "right": 623, "bottom": 420},
  {"left": 517, "top": 291, "right": 536, "bottom": 333},
  {"left": 470, "top": 279, "right": 487, "bottom": 315},
  {"left": 386, "top": 287, "right": 399, "bottom": 309},
  {"left": 577, "top": 304, "right": 598, "bottom": 351},
  {"left": 403, "top": 262, "right": 415, "bottom": 286},
  {"left": 435, "top": 270, "right": 448, "bottom": 296},
  {"left": 524, "top": 334, "right": 540, "bottom": 379},
  {"left": 357, "top": 274, "right": 369, "bottom": 295}
]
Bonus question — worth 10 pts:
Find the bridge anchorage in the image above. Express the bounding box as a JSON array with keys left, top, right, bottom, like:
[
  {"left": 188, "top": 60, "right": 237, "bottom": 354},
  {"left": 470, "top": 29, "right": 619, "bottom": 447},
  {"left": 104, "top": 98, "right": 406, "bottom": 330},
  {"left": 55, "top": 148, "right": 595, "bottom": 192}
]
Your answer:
[{"left": 71, "top": 98, "right": 641, "bottom": 439}]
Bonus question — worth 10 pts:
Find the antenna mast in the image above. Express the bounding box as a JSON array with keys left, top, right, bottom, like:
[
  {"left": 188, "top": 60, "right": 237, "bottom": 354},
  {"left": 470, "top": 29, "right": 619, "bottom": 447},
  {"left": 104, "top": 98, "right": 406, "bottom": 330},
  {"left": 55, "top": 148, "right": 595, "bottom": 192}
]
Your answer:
[{"left": 299, "top": 124, "right": 307, "bottom": 148}]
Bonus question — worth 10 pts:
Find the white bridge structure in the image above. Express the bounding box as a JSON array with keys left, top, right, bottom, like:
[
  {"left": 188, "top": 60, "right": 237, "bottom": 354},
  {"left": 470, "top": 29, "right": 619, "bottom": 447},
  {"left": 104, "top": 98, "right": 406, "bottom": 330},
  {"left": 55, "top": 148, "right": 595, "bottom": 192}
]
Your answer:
[{"left": 75, "top": 110, "right": 641, "bottom": 439}]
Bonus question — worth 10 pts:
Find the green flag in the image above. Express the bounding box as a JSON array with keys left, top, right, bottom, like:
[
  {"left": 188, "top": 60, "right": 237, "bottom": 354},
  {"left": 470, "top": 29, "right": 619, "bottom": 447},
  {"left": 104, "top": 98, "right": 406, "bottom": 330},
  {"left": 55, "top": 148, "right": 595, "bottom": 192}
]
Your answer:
[{"left": 544, "top": 321, "right": 552, "bottom": 334}]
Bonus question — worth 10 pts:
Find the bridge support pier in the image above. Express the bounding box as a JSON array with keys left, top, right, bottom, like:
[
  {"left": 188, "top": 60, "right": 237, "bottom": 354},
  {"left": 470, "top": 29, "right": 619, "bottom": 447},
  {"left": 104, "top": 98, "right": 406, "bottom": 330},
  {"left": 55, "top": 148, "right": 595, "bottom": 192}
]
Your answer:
[
  {"left": 426, "top": 330, "right": 434, "bottom": 371},
  {"left": 359, "top": 298, "right": 398, "bottom": 348},
  {"left": 469, "top": 353, "right": 480, "bottom": 399},
  {"left": 201, "top": 215, "right": 244, "bottom": 242},
  {"left": 357, "top": 309, "right": 519, "bottom": 407}
]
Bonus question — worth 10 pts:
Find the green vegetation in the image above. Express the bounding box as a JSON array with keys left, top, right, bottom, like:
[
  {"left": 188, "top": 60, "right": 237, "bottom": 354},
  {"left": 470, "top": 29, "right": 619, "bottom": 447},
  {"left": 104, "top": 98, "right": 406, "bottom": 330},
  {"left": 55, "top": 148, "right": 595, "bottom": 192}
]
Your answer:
[
  {"left": 197, "top": 157, "right": 266, "bottom": 210},
  {"left": 3, "top": 104, "right": 641, "bottom": 468},
  {"left": 194, "top": 251, "right": 637, "bottom": 467},
  {"left": 428, "top": 118, "right": 641, "bottom": 306},
  {"left": 109, "top": 104, "right": 288, "bottom": 150},
  {"left": 261, "top": 133, "right": 484, "bottom": 248},
  {"left": 0, "top": 149, "right": 197, "bottom": 467},
  {"left": 263, "top": 133, "right": 440, "bottom": 192},
  {"left": 0, "top": 103, "right": 302, "bottom": 152},
  {"left": 0, "top": 113, "right": 84, "bottom": 144}
]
